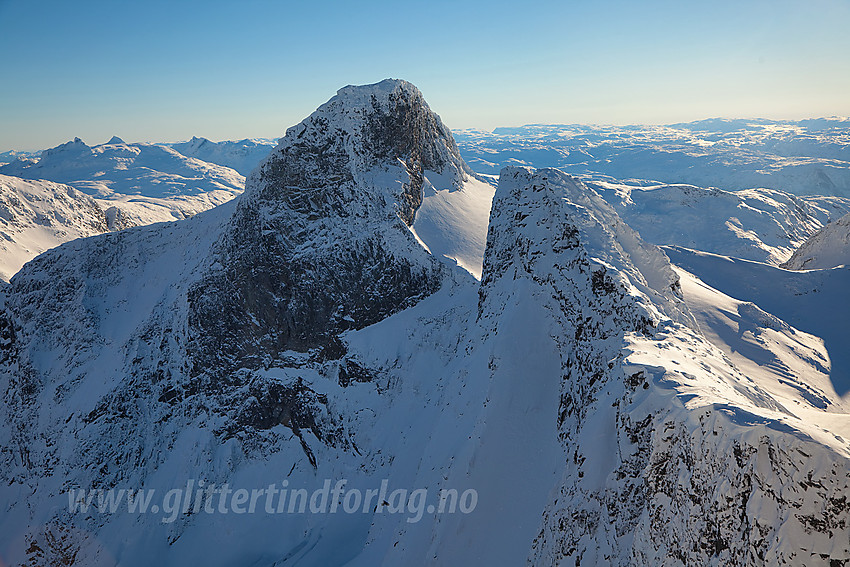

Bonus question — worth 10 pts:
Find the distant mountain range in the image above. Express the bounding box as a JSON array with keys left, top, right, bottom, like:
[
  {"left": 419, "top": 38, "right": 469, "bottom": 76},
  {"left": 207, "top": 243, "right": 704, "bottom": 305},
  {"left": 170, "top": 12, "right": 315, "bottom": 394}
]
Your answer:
[
  {"left": 0, "top": 137, "right": 254, "bottom": 279},
  {"left": 2, "top": 117, "right": 850, "bottom": 281},
  {"left": 454, "top": 118, "right": 850, "bottom": 196},
  {"left": 167, "top": 136, "right": 277, "bottom": 176}
]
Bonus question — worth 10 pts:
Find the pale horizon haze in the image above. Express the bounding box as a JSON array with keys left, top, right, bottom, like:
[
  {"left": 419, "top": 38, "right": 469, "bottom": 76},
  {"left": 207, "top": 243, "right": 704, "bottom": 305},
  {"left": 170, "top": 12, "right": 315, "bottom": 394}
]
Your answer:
[{"left": 1, "top": 0, "right": 849, "bottom": 152}]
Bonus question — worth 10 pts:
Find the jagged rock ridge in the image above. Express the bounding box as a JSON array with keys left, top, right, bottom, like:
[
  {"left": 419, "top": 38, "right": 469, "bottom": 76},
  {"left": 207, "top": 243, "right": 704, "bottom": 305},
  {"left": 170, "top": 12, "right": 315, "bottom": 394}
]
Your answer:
[{"left": 483, "top": 169, "right": 850, "bottom": 566}]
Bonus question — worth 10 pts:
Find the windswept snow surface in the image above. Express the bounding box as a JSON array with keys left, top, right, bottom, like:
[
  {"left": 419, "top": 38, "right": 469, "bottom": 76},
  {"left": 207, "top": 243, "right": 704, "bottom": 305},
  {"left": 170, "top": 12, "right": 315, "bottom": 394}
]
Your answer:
[
  {"left": 665, "top": 245, "right": 850, "bottom": 398},
  {"left": 0, "top": 137, "right": 244, "bottom": 199},
  {"left": 674, "top": 266, "right": 850, "bottom": 441},
  {"left": 0, "top": 136, "right": 243, "bottom": 226},
  {"left": 783, "top": 211, "right": 850, "bottom": 270},
  {"left": 591, "top": 181, "right": 850, "bottom": 265},
  {"left": 0, "top": 138, "right": 246, "bottom": 279},
  {"left": 411, "top": 171, "right": 495, "bottom": 278},
  {"left": 0, "top": 170, "right": 239, "bottom": 281}
]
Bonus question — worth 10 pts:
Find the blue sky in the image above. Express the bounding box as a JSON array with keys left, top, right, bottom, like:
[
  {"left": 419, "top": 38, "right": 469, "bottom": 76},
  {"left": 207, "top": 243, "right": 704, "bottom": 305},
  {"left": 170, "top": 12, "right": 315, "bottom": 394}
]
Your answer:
[{"left": 1, "top": 0, "right": 849, "bottom": 151}]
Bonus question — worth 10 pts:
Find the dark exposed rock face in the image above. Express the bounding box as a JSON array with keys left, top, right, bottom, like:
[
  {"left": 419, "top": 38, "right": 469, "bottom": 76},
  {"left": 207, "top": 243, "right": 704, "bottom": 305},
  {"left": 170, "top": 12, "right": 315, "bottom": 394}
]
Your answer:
[
  {"left": 186, "top": 80, "right": 462, "bottom": 379},
  {"left": 187, "top": 233, "right": 442, "bottom": 375},
  {"left": 181, "top": 81, "right": 467, "bottom": 460},
  {"left": 103, "top": 206, "right": 136, "bottom": 231}
]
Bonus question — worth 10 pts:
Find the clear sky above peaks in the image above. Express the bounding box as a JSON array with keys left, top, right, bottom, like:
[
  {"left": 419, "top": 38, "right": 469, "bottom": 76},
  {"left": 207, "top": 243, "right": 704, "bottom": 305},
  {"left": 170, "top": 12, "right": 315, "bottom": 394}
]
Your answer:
[{"left": 1, "top": 0, "right": 849, "bottom": 151}]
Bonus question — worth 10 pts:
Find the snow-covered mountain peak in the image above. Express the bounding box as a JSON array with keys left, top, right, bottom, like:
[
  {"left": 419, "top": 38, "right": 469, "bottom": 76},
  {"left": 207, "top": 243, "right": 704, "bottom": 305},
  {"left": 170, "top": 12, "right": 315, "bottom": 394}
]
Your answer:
[
  {"left": 474, "top": 167, "right": 850, "bottom": 565},
  {"left": 4, "top": 88, "right": 850, "bottom": 566},
  {"left": 39, "top": 136, "right": 92, "bottom": 159},
  {"left": 331, "top": 78, "right": 439, "bottom": 122},
  {"left": 187, "top": 80, "right": 480, "bottom": 377},
  {"left": 180, "top": 136, "right": 212, "bottom": 152},
  {"left": 484, "top": 166, "right": 690, "bottom": 326},
  {"left": 105, "top": 135, "right": 125, "bottom": 145},
  {"left": 249, "top": 79, "right": 469, "bottom": 225},
  {"left": 336, "top": 77, "right": 411, "bottom": 97}
]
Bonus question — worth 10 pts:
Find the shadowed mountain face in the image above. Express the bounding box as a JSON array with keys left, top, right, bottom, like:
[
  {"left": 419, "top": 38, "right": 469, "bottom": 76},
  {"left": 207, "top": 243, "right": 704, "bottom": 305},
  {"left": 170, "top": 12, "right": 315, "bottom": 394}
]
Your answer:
[{"left": 186, "top": 80, "right": 468, "bottom": 377}]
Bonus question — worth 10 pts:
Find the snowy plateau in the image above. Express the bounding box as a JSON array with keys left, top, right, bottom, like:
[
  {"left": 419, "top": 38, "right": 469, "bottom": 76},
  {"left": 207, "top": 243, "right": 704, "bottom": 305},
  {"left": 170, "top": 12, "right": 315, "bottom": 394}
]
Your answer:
[{"left": 1, "top": 79, "right": 850, "bottom": 566}]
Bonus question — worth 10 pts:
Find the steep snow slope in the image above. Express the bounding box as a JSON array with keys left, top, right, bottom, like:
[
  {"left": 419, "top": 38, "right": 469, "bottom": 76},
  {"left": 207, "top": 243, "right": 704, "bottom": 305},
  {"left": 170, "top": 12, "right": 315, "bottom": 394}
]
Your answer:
[
  {"left": 365, "top": 167, "right": 850, "bottom": 565},
  {"left": 89, "top": 189, "right": 236, "bottom": 227},
  {"left": 411, "top": 171, "right": 494, "bottom": 278},
  {"left": 783, "top": 212, "right": 850, "bottom": 270},
  {"left": 0, "top": 138, "right": 246, "bottom": 275},
  {"left": 665, "top": 245, "right": 850, "bottom": 397},
  {"left": 592, "top": 181, "right": 850, "bottom": 264},
  {"left": 168, "top": 136, "right": 276, "bottom": 176},
  {"left": 1, "top": 83, "right": 849, "bottom": 567},
  {"left": 0, "top": 173, "right": 239, "bottom": 282},
  {"left": 675, "top": 267, "right": 848, "bottom": 433},
  {"left": 0, "top": 175, "right": 110, "bottom": 280}
]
